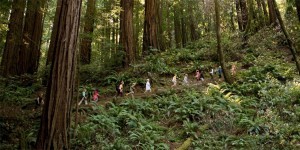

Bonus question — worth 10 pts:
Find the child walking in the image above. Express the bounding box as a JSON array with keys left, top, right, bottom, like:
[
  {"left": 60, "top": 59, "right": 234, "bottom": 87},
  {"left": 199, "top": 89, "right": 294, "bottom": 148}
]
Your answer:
[
  {"left": 145, "top": 79, "right": 151, "bottom": 93},
  {"left": 93, "top": 89, "right": 99, "bottom": 102},
  {"left": 78, "top": 87, "right": 88, "bottom": 105}
]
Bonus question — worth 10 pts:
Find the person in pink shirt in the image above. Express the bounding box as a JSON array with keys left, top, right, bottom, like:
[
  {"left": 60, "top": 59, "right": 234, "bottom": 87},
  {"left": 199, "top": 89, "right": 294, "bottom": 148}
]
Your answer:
[{"left": 93, "top": 89, "right": 99, "bottom": 102}]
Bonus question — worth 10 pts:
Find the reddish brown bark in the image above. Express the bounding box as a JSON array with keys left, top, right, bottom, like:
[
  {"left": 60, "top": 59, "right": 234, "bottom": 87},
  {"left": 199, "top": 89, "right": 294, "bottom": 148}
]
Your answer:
[
  {"left": 120, "top": 0, "right": 135, "bottom": 67},
  {"left": 19, "top": 0, "right": 46, "bottom": 74},
  {"left": 1, "top": 0, "right": 26, "bottom": 77},
  {"left": 143, "top": 0, "right": 160, "bottom": 54},
  {"left": 267, "top": 0, "right": 277, "bottom": 25},
  {"left": 46, "top": 0, "right": 62, "bottom": 66},
  {"left": 80, "top": 0, "right": 96, "bottom": 64},
  {"left": 36, "top": 0, "right": 82, "bottom": 149}
]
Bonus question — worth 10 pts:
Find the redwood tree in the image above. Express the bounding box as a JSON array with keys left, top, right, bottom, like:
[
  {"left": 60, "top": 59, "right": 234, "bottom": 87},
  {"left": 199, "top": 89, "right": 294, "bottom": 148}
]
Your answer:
[
  {"left": 36, "top": 0, "right": 82, "bottom": 149},
  {"left": 0, "top": 0, "right": 26, "bottom": 76},
  {"left": 80, "top": 0, "right": 96, "bottom": 64},
  {"left": 46, "top": 0, "right": 62, "bottom": 66},
  {"left": 143, "top": 0, "right": 160, "bottom": 54},
  {"left": 214, "top": 0, "right": 233, "bottom": 84},
  {"left": 120, "top": 0, "right": 135, "bottom": 67},
  {"left": 18, "top": 0, "right": 46, "bottom": 74}
]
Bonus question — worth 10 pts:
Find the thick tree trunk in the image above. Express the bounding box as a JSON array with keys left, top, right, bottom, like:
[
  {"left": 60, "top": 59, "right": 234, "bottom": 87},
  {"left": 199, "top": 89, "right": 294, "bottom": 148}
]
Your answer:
[
  {"left": 214, "top": 0, "right": 233, "bottom": 84},
  {"left": 19, "top": 0, "right": 46, "bottom": 75},
  {"left": 46, "top": 0, "right": 62, "bottom": 66},
  {"left": 79, "top": 0, "right": 96, "bottom": 65},
  {"left": 272, "top": 0, "right": 300, "bottom": 75},
  {"left": 120, "top": 0, "right": 135, "bottom": 67},
  {"left": 36, "top": 0, "right": 82, "bottom": 149},
  {"left": 143, "top": 0, "right": 160, "bottom": 54},
  {"left": 1, "top": 0, "right": 26, "bottom": 77},
  {"left": 267, "top": 0, "right": 277, "bottom": 25},
  {"left": 296, "top": 0, "right": 300, "bottom": 21}
]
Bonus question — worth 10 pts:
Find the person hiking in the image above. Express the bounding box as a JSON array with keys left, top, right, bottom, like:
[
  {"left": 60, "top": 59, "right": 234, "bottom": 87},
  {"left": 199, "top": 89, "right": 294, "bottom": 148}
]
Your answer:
[
  {"left": 145, "top": 79, "right": 151, "bottom": 93},
  {"left": 195, "top": 70, "right": 200, "bottom": 81},
  {"left": 183, "top": 74, "right": 188, "bottom": 85},
  {"left": 78, "top": 87, "right": 88, "bottom": 105},
  {"left": 172, "top": 74, "right": 177, "bottom": 87},
  {"left": 209, "top": 68, "right": 214, "bottom": 81},
  {"left": 93, "top": 89, "right": 99, "bottom": 102},
  {"left": 200, "top": 70, "right": 205, "bottom": 81},
  {"left": 126, "top": 82, "right": 137, "bottom": 98},
  {"left": 116, "top": 81, "right": 124, "bottom": 97},
  {"left": 231, "top": 63, "right": 237, "bottom": 76},
  {"left": 217, "top": 66, "right": 222, "bottom": 79}
]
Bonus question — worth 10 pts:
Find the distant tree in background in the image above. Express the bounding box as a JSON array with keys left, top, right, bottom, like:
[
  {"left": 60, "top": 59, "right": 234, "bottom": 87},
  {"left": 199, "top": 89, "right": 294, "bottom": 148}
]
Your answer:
[
  {"left": 18, "top": 0, "right": 46, "bottom": 74},
  {"left": 120, "top": 0, "right": 135, "bottom": 67},
  {"left": 36, "top": 0, "right": 82, "bottom": 149},
  {"left": 143, "top": 0, "right": 160, "bottom": 54},
  {"left": 80, "top": 0, "right": 96, "bottom": 65},
  {"left": 214, "top": 0, "right": 233, "bottom": 84},
  {"left": 1, "top": 0, "right": 26, "bottom": 77}
]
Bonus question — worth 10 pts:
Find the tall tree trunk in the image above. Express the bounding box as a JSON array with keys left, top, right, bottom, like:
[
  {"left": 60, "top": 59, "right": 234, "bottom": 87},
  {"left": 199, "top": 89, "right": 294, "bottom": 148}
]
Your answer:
[
  {"left": 79, "top": 0, "right": 96, "bottom": 65},
  {"left": 256, "top": 0, "right": 266, "bottom": 27},
  {"left": 214, "top": 0, "right": 233, "bottom": 84},
  {"left": 267, "top": 0, "right": 277, "bottom": 25},
  {"left": 46, "top": 0, "right": 63, "bottom": 66},
  {"left": 261, "top": 0, "right": 269, "bottom": 23},
  {"left": 230, "top": 4, "right": 236, "bottom": 31},
  {"left": 272, "top": 0, "right": 300, "bottom": 75},
  {"left": 1, "top": 0, "right": 26, "bottom": 77},
  {"left": 240, "top": 0, "right": 248, "bottom": 31},
  {"left": 236, "top": 0, "right": 243, "bottom": 31},
  {"left": 296, "top": 0, "right": 300, "bottom": 21},
  {"left": 19, "top": 0, "right": 46, "bottom": 75},
  {"left": 120, "top": 0, "right": 135, "bottom": 67},
  {"left": 188, "top": 4, "right": 197, "bottom": 41},
  {"left": 36, "top": 0, "right": 82, "bottom": 149},
  {"left": 142, "top": 0, "right": 160, "bottom": 54},
  {"left": 174, "top": 4, "right": 182, "bottom": 48},
  {"left": 181, "top": 8, "right": 187, "bottom": 48}
]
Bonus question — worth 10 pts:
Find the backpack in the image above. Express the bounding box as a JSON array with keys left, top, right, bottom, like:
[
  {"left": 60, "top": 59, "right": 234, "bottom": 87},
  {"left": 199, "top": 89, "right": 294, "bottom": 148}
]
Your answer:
[{"left": 115, "top": 84, "right": 120, "bottom": 92}]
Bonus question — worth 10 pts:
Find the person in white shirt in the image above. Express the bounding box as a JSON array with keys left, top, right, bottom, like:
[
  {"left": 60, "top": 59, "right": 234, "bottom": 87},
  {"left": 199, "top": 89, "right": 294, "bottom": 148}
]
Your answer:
[
  {"left": 172, "top": 74, "right": 177, "bottom": 87},
  {"left": 183, "top": 74, "right": 188, "bottom": 85},
  {"left": 145, "top": 79, "right": 151, "bottom": 93}
]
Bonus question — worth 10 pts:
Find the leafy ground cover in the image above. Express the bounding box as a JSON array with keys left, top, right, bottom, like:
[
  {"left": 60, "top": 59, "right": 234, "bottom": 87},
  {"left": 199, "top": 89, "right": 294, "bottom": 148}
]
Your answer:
[{"left": 1, "top": 28, "right": 300, "bottom": 149}]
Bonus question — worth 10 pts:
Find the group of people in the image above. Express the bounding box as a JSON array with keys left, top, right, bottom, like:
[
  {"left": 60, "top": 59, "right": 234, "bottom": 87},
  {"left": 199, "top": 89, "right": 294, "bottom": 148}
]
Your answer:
[
  {"left": 78, "top": 87, "right": 99, "bottom": 105},
  {"left": 78, "top": 64, "right": 237, "bottom": 106},
  {"left": 171, "top": 66, "right": 225, "bottom": 87}
]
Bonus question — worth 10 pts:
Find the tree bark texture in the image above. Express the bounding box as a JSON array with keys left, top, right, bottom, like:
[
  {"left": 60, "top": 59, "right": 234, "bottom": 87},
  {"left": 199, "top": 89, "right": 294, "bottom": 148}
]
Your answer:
[
  {"left": 19, "top": 0, "right": 46, "bottom": 75},
  {"left": 1, "top": 0, "right": 26, "bottom": 77},
  {"left": 261, "top": 0, "right": 269, "bottom": 23},
  {"left": 36, "top": 0, "right": 82, "bottom": 149},
  {"left": 267, "top": 0, "right": 277, "bottom": 25},
  {"left": 120, "top": 0, "right": 135, "bottom": 67},
  {"left": 143, "top": 0, "right": 160, "bottom": 54},
  {"left": 240, "top": 0, "right": 248, "bottom": 31},
  {"left": 214, "top": 0, "right": 233, "bottom": 84},
  {"left": 272, "top": 0, "right": 300, "bottom": 75},
  {"left": 296, "top": 0, "right": 300, "bottom": 21},
  {"left": 236, "top": 0, "right": 243, "bottom": 31},
  {"left": 46, "top": 0, "right": 62, "bottom": 66},
  {"left": 80, "top": 0, "right": 96, "bottom": 64}
]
